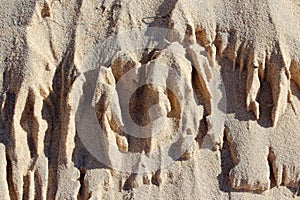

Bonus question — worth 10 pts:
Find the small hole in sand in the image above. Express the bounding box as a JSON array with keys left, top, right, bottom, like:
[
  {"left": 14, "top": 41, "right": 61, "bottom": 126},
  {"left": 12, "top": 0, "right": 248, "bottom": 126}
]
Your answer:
[
  {"left": 41, "top": 2, "right": 51, "bottom": 18},
  {"left": 45, "top": 64, "right": 50, "bottom": 71}
]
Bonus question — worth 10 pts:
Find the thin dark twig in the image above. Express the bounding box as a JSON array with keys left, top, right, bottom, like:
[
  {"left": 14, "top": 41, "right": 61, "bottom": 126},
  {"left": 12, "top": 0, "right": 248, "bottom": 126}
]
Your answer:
[{"left": 142, "top": 15, "right": 169, "bottom": 24}]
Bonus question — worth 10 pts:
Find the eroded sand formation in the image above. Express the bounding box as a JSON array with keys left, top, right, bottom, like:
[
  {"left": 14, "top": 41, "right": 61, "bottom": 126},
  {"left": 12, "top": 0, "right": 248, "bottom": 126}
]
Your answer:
[{"left": 0, "top": 0, "right": 300, "bottom": 199}]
